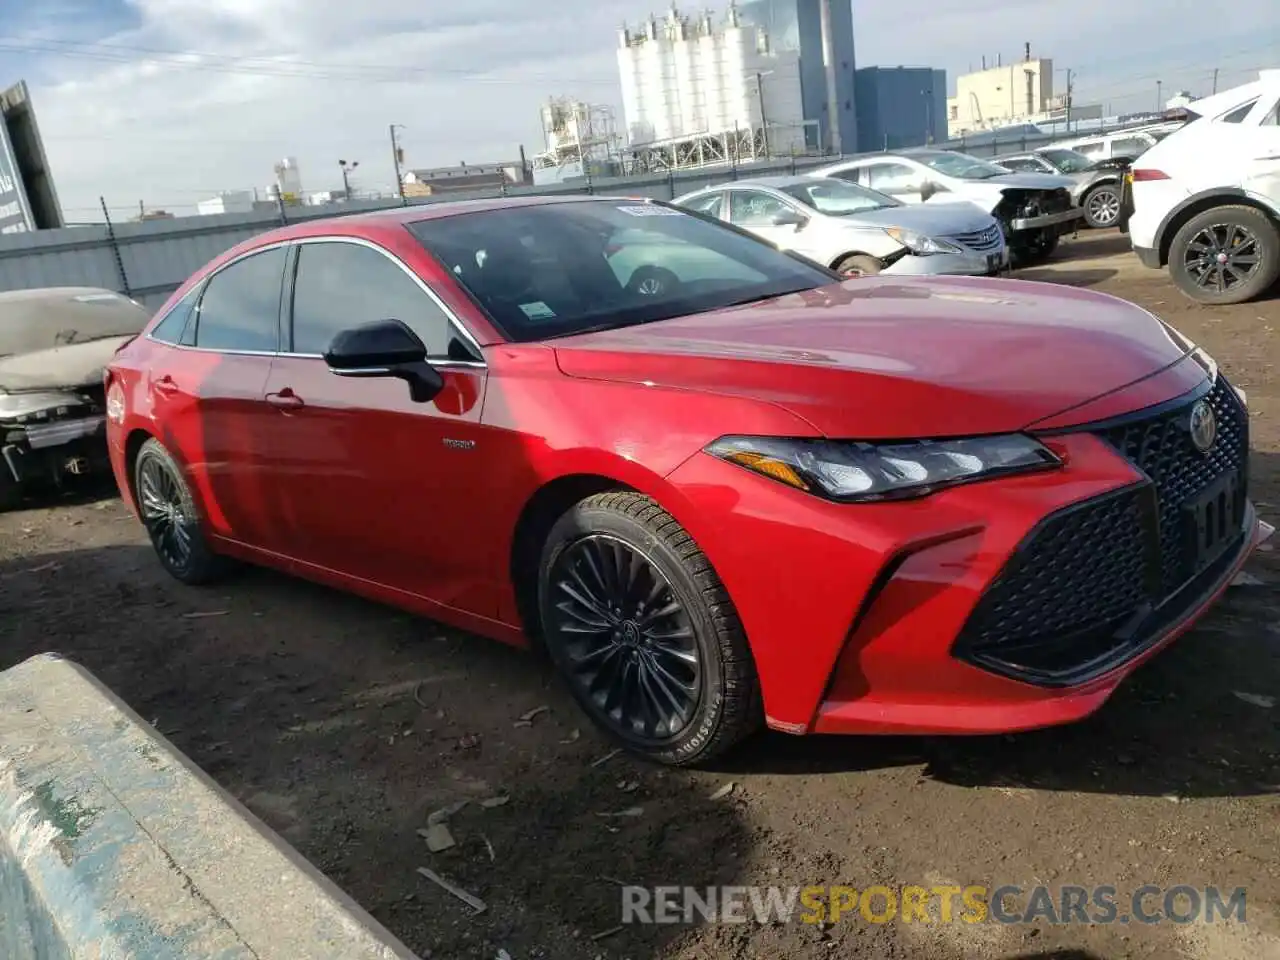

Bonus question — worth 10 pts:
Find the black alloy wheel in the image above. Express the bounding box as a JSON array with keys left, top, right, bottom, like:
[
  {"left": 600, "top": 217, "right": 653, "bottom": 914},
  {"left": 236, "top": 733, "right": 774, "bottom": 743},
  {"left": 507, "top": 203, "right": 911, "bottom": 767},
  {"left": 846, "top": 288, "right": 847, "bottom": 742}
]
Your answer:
[
  {"left": 133, "top": 438, "right": 227, "bottom": 584},
  {"left": 1168, "top": 205, "right": 1280, "bottom": 305},
  {"left": 548, "top": 534, "right": 701, "bottom": 741},
  {"left": 537, "top": 492, "right": 762, "bottom": 766}
]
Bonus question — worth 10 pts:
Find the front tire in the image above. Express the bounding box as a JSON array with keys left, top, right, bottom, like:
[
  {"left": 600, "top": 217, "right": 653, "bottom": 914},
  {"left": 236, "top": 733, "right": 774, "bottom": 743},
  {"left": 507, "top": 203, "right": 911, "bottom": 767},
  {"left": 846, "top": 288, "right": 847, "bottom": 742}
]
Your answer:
[
  {"left": 1168, "top": 205, "right": 1280, "bottom": 305},
  {"left": 133, "top": 438, "right": 227, "bottom": 584},
  {"left": 537, "top": 492, "right": 762, "bottom": 766},
  {"left": 1082, "top": 184, "right": 1120, "bottom": 229}
]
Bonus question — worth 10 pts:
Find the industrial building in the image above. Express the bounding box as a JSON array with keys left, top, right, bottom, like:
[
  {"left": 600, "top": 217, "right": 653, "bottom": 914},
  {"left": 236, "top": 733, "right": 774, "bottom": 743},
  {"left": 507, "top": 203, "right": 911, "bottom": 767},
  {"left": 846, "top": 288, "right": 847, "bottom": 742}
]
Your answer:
[
  {"left": 617, "top": 4, "right": 809, "bottom": 171},
  {"left": 616, "top": 1, "right": 860, "bottom": 172},
  {"left": 196, "top": 191, "right": 255, "bottom": 216},
  {"left": 401, "top": 162, "right": 528, "bottom": 197},
  {"left": 737, "top": 0, "right": 856, "bottom": 153},
  {"left": 856, "top": 66, "right": 947, "bottom": 150},
  {"left": 946, "top": 49, "right": 1055, "bottom": 136},
  {"left": 532, "top": 98, "right": 623, "bottom": 185}
]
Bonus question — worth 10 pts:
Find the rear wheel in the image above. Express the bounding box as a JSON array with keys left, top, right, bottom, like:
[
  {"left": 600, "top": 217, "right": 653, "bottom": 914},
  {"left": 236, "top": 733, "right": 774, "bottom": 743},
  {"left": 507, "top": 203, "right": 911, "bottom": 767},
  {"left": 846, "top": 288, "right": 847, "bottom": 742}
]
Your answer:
[
  {"left": 1082, "top": 184, "right": 1121, "bottom": 229},
  {"left": 1168, "top": 205, "right": 1280, "bottom": 305},
  {"left": 537, "top": 492, "right": 762, "bottom": 766},
  {"left": 134, "top": 438, "right": 228, "bottom": 584},
  {"left": 833, "top": 254, "right": 882, "bottom": 278},
  {"left": 1013, "top": 229, "right": 1059, "bottom": 267}
]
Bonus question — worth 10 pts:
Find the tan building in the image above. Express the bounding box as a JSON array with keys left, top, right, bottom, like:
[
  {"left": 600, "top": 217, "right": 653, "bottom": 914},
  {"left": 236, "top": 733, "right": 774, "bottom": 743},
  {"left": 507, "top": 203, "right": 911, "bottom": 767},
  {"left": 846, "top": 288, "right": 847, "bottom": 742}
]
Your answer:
[
  {"left": 946, "top": 57, "right": 1054, "bottom": 137},
  {"left": 401, "top": 162, "right": 527, "bottom": 197}
]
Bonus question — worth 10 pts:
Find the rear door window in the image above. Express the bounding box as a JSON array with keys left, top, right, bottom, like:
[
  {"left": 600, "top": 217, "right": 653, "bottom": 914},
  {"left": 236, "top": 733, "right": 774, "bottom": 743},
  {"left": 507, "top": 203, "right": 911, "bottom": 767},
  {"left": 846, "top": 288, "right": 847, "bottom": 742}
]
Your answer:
[
  {"left": 192, "top": 247, "right": 286, "bottom": 352},
  {"left": 149, "top": 285, "right": 201, "bottom": 344}
]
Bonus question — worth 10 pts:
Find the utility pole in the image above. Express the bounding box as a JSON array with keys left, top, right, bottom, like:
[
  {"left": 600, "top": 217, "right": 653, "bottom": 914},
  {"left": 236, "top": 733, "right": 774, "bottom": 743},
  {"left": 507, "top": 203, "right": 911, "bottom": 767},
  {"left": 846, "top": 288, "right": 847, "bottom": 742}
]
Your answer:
[
  {"left": 1156, "top": 79, "right": 1163, "bottom": 114},
  {"left": 1212, "top": 67, "right": 1219, "bottom": 93},
  {"left": 389, "top": 125, "right": 406, "bottom": 204},
  {"left": 1065, "top": 68, "right": 1075, "bottom": 131},
  {"left": 755, "top": 71, "right": 770, "bottom": 157},
  {"left": 338, "top": 159, "right": 359, "bottom": 201}
]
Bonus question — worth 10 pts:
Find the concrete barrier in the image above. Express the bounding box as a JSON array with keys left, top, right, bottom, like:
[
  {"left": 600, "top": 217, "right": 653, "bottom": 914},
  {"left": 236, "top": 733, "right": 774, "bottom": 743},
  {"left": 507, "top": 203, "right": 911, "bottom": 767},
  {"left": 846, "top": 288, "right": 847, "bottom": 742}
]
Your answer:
[{"left": 0, "top": 653, "right": 421, "bottom": 959}]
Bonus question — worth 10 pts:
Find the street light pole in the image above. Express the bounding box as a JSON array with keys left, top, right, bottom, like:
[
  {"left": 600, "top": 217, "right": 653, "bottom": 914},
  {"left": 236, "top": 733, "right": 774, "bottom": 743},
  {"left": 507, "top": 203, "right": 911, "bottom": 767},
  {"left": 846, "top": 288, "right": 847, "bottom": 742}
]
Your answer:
[
  {"left": 389, "top": 125, "right": 406, "bottom": 205},
  {"left": 1156, "top": 79, "right": 1163, "bottom": 114},
  {"left": 338, "top": 159, "right": 359, "bottom": 201}
]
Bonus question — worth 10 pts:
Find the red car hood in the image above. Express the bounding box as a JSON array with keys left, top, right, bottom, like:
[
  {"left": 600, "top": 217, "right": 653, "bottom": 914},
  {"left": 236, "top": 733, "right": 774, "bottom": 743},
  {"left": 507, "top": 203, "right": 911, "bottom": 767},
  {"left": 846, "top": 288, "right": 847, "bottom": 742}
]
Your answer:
[{"left": 552, "top": 276, "right": 1195, "bottom": 438}]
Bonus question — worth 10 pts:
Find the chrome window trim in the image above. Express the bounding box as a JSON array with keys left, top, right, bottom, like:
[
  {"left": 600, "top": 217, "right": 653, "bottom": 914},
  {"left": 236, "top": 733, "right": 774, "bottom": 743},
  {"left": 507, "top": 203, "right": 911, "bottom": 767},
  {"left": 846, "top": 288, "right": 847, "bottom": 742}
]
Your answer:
[
  {"left": 143, "top": 235, "right": 488, "bottom": 367},
  {"left": 144, "top": 238, "right": 291, "bottom": 352}
]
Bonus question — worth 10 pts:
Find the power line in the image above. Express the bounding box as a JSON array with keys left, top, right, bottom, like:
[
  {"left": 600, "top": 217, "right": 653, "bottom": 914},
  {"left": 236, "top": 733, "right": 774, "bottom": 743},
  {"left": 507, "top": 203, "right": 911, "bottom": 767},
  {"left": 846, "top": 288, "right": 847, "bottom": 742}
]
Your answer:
[{"left": 0, "top": 36, "right": 620, "bottom": 86}]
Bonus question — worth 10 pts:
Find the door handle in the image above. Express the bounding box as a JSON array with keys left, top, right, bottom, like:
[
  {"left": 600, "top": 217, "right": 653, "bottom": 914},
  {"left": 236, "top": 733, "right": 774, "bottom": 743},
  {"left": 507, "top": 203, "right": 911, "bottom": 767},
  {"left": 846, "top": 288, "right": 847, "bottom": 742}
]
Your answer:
[
  {"left": 266, "top": 388, "right": 304, "bottom": 410},
  {"left": 153, "top": 374, "right": 178, "bottom": 395}
]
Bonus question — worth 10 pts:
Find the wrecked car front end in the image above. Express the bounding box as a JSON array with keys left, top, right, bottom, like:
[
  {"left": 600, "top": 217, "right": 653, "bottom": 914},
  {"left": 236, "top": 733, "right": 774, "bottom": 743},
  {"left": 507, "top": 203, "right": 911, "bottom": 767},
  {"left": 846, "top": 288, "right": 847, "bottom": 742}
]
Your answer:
[{"left": 0, "top": 288, "right": 149, "bottom": 508}]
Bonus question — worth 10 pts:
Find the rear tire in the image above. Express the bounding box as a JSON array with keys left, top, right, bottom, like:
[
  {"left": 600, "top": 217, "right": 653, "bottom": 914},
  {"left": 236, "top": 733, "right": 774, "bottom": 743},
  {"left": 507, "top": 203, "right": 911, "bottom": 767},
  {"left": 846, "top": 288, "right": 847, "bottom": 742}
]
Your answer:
[
  {"left": 833, "top": 254, "right": 882, "bottom": 278},
  {"left": 133, "top": 438, "right": 228, "bottom": 585},
  {"left": 1013, "top": 230, "right": 1059, "bottom": 267},
  {"left": 1082, "top": 183, "right": 1121, "bottom": 229},
  {"left": 537, "top": 492, "right": 762, "bottom": 766},
  {"left": 1167, "top": 205, "right": 1280, "bottom": 305}
]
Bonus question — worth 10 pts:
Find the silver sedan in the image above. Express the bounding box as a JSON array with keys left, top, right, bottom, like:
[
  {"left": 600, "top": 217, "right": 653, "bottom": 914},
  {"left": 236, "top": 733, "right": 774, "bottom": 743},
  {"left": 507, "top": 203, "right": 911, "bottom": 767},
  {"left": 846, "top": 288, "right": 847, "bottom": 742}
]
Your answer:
[{"left": 673, "top": 176, "right": 1009, "bottom": 278}]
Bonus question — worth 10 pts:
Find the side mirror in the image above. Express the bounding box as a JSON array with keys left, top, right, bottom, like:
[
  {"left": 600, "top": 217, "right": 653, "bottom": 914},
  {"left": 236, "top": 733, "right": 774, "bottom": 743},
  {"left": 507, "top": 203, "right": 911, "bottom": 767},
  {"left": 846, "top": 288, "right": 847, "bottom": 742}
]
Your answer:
[
  {"left": 920, "top": 181, "right": 938, "bottom": 202},
  {"left": 324, "top": 319, "right": 444, "bottom": 404},
  {"left": 771, "top": 208, "right": 808, "bottom": 228}
]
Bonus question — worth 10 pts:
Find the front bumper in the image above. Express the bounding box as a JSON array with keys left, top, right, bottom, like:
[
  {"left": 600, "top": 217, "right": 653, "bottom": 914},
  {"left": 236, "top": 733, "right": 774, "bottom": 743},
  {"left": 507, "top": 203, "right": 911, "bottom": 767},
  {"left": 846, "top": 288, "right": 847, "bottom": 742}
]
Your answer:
[
  {"left": 2, "top": 415, "right": 110, "bottom": 487},
  {"left": 665, "top": 369, "right": 1259, "bottom": 736},
  {"left": 1010, "top": 208, "right": 1084, "bottom": 232},
  {"left": 882, "top": 246, "right": 1010, "bottom": 278}
]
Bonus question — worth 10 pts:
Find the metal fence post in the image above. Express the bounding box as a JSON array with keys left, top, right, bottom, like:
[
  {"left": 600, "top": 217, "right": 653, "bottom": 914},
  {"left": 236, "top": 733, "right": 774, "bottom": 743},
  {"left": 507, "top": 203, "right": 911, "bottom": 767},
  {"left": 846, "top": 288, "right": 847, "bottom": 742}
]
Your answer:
[
  {"left": 99, "top": 197, "right": 132, "bottom": 299},
  {"left": 276, "top": 192, "right": 288, "bottom": 226},
  {"left": 667, "top": 170, "right": 676, "bottom": 199}
]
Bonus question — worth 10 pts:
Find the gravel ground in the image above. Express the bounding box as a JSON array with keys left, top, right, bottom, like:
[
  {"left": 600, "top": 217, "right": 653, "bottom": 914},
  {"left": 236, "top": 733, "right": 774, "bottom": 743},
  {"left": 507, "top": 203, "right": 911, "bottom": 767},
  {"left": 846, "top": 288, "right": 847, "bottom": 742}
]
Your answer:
[{"left": 2, "top": 230, "right": 1279, "bottom": 960}]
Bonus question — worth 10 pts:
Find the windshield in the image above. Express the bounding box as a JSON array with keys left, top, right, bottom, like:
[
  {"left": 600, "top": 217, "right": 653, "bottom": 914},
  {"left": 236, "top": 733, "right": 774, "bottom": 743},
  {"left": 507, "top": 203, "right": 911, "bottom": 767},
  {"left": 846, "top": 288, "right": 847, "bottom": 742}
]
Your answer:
[
  {"left": 914, "top": 151, "right": 1009, "bottom": 179},
  {"left": 1039, "top": 149, "right": 1095, "bottom": 173},
  {"left": 407, "top": 200, "right": 835, "bottom": 342},
  {"left": 779, "top": 178, "right": 900, "bottom": 215}
]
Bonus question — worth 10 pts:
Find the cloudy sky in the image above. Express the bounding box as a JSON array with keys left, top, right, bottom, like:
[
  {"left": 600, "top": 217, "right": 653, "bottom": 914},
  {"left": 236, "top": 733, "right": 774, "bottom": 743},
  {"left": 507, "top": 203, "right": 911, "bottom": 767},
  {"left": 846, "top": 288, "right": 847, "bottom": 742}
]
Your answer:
[{"left": 3, "top": 0, "right": 1276, "bottom": 220}]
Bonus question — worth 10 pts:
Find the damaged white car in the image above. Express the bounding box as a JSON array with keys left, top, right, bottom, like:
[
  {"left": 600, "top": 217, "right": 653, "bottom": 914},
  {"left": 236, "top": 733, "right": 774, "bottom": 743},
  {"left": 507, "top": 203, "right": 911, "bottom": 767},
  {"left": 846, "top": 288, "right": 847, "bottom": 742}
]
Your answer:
[{"left": 0, "top": 287, "right": 151, "bottom": 509}]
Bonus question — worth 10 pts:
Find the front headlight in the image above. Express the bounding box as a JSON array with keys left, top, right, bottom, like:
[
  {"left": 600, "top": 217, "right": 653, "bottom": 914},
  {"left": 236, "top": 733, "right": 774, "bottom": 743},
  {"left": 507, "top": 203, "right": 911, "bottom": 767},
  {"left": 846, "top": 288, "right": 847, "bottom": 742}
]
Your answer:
[
  {"left": 883, "top": 226, "right": 961, "bottom": 256},
  {"left": 0, "top": 392, "right": 86, "bottom": 421},
  {"left": 706, "top": 434, "right": 1060, "bottom": 502}
]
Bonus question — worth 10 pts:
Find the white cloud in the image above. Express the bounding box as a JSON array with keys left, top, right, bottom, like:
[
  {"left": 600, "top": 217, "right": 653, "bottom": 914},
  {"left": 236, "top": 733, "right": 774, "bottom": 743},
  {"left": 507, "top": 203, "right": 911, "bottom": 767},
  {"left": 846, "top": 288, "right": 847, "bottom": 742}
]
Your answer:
[{"left": 18, "top": 0, "right": 1280, "bottom": 219}]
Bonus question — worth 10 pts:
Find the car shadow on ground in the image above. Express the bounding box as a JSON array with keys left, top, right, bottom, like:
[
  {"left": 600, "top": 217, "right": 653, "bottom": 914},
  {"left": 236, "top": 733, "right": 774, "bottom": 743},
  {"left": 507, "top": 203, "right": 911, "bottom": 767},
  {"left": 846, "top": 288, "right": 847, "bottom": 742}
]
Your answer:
[
  {"left": 1015, "top": 267, "right": 1119, "bottom": 288},
  {"left": 0, "top": 542, "right": 758, "bottom": 960}
]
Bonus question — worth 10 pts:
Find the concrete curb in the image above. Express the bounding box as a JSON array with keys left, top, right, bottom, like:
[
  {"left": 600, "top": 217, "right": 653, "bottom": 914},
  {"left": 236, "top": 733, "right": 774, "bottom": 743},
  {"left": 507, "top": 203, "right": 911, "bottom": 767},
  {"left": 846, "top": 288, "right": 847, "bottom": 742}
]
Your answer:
[{"left": 0, "top": 653, "right": 421, "bottom": 959}]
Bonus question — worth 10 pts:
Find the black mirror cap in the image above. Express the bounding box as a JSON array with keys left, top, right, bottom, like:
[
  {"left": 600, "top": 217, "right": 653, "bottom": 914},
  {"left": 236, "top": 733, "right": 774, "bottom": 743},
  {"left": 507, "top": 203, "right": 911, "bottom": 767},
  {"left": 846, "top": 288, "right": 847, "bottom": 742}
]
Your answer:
[{"left": 324, "top": 319, "right": 427, "bottom": 369}]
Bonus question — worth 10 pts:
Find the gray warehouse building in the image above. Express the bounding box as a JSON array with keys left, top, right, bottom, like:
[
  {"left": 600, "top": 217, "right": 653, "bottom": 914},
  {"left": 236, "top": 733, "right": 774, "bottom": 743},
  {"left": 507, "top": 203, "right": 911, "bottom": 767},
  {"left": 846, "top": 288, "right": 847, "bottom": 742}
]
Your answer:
[{"left": 856, "top": 66, "right": 949, "bottom": 151}]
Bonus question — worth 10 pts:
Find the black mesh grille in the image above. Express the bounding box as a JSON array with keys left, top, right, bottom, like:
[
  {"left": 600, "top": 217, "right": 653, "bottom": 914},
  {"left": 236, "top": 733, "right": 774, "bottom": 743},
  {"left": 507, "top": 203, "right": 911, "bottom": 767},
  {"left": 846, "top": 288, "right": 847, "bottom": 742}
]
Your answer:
[
  {"left": 953, "top": 376, "right": 1250, "bottom": 686},
  {"left": 1094, "top": 377, "right": 1248, "bottom": 589},
  {"left": 961, "top": 487, "right": 1152, "bottom": 653}
]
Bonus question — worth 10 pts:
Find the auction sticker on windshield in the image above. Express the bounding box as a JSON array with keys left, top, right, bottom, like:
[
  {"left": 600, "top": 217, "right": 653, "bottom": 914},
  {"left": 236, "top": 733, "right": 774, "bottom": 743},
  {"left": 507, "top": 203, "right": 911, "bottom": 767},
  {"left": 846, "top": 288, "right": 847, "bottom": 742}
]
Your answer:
[{"left": 617, "top": 205, "right": 686, "bottom": 217}]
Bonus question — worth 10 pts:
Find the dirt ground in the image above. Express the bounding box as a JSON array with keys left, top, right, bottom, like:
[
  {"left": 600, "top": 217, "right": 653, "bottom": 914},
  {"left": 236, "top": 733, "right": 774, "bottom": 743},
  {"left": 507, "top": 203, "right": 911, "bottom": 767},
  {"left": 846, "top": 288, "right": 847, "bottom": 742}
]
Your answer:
[{"left": 3, "top": 230, "right": 1280, "bottom": 960}]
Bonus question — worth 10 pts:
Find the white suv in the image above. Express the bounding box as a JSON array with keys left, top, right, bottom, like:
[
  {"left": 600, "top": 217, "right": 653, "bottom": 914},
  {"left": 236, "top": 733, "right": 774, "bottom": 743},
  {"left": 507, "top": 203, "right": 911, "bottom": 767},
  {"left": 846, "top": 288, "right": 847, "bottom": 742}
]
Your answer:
[{"left": 1129, "top": 70, "right": 1280, "bottom": 305}]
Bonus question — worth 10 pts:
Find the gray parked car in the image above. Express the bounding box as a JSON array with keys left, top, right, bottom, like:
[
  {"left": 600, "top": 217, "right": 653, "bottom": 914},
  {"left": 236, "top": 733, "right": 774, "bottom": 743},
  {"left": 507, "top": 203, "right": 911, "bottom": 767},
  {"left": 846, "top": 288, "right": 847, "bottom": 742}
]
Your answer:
[
  {"left": 673, "top": 176, "right": 1009, "bottom": 279},
  {"left": 0, "top": 287, "right": 151, "bottom": 509},
  {"left": 994, "top": 148, "right": 1128, "bottom": 229}
]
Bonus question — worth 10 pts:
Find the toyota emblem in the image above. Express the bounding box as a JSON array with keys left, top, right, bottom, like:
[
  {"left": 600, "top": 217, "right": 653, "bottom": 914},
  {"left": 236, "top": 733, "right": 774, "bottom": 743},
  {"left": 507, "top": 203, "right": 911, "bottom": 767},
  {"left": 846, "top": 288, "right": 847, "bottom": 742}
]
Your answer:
[{"left": 1189, "top": 399, "right": 1217, "bottom": 453}]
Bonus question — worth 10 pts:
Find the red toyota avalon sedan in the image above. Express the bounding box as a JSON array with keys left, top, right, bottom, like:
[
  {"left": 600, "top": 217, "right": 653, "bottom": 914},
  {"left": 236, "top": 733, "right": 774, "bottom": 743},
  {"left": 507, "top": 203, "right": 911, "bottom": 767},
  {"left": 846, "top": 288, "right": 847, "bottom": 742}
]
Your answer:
[{"left": 105, "top": 195, "right": 1267, "bottom": 766}]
